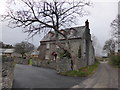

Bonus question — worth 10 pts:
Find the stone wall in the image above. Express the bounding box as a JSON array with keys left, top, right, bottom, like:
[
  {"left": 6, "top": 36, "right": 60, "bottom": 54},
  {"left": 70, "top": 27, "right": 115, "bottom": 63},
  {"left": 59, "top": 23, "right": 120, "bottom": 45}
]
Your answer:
[
  {"left": 32, "top": 59, "right": 57, "bottom": 70},
  {"left": 32, "top": 57, "right": 82, "bottom": 73},
  {"left": 14, "top": 58, "right": 29, "bottom": 65},
  {"left": 57, "top": 57, "right": 71, "bottom": 72},
  {"left": 2, "top": 57, "right": 15, "bottom": 88}
]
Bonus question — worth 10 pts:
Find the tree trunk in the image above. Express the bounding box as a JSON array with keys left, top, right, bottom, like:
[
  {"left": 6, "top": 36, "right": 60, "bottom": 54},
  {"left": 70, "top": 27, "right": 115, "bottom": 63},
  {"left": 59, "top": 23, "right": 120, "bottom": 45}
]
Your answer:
[{"left": 54, "top": 27, "right": 79, "bottom": 71}]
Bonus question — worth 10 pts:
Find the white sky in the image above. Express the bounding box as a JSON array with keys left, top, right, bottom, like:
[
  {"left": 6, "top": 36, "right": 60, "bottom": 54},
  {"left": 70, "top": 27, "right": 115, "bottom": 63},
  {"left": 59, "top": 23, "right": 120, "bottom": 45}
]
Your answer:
[{"left": 0, "top": 0, "right": 119, "bottom": 50}]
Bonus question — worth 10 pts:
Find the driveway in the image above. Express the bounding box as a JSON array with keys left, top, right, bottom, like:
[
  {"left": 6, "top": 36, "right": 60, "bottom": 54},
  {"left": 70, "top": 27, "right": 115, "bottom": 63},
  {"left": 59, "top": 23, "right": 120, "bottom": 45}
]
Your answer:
[
  {"left": 72, "top": 62, "right": 119, "bottom": 88},
  {"left": 13, "top": 64, "right": 86, "bottom": 88}
]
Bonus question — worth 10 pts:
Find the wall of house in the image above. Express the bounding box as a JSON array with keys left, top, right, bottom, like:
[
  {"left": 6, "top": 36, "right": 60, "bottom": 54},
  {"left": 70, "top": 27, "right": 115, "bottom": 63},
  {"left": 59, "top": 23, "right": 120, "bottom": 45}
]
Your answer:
[
  {"left": 39, "top": 38, "right": 82, "bottom": 61},
  {"left": 38, "top": 26, "right": 95, "bottom": 71},
  {"left": 38, "top": 42, "right": 46, "bottom": 60},
  {"left": 80, "top": 38, "right": 87, "bottom": 67},
  {"left": 69, "top": 39, "right": 81, "bottom": 56},
  {"left": 88, "top": 40, "right": 95, "bottom": 65}
]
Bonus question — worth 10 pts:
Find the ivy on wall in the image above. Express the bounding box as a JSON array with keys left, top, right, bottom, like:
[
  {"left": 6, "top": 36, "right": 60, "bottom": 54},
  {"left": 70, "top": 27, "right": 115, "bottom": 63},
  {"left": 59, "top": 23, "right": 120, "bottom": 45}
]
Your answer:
[{"left": 59, "top": 50, "right": 71, "bottom": 59}]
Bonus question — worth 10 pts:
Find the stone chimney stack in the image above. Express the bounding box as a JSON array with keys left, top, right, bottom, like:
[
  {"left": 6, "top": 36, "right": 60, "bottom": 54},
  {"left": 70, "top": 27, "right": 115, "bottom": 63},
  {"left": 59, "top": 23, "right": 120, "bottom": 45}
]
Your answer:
[{"left": 85, "top": 19, "right": 89, "bottom": 29}]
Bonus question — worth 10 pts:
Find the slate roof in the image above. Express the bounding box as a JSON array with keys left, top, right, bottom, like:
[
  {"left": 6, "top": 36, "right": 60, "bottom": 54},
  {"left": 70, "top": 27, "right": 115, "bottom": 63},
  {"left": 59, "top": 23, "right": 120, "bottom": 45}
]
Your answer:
[
  {"left": 41, "top": 26, "right": 86, "bottom": 42},
  {"left": 0, "top": 48, "right": 14, "bottom": 54}
]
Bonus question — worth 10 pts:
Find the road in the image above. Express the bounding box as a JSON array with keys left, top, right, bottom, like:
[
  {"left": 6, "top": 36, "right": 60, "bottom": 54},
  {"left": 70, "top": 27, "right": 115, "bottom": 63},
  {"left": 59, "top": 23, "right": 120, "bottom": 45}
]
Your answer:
[
  {"left": 13, "top": 64, "right": 86, "bottom": 88},
  {"left": 73, "top": 62, "right": 119, "bottom": 88}
]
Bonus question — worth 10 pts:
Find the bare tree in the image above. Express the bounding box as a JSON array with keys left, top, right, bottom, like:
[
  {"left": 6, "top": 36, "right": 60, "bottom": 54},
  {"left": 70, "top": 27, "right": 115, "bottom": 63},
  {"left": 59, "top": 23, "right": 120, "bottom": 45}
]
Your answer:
[
  {"left": 111, "top": 15, "right": 120, "bottom": 52},
  {"left": 103, "top": 39, "right": 116, "bottom": 56},
  {"left": 14, "top": 41, "right": 34, "bottom": 58},
  {"left": 1, "top": 0, "right": 91, "bottom": 70},
  {"left": 111, "top": 15, "right": 120, "bottom": 39}
]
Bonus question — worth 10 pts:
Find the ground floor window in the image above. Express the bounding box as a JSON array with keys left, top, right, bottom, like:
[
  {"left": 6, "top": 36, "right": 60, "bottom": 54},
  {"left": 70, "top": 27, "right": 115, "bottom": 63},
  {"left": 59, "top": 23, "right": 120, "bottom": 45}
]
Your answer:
[{"left": 45, "top": 55, "right": 49, "bottom": 59}]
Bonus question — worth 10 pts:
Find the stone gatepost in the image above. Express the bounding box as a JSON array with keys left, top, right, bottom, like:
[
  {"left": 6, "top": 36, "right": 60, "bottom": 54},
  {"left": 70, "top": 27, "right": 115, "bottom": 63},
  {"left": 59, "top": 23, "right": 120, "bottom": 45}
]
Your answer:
[{"left": 2, "top": 57, "right": 15, "bottom": 89}]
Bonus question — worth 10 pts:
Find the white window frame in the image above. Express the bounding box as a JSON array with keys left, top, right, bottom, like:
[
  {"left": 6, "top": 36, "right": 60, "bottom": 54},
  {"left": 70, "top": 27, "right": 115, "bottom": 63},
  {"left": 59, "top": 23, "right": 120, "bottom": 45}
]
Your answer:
[
  {"left": 70, "top": 30, "right": 74, "bottom": 35},
  {"left": 56, "top": 45, "right": 59, "bottom": 48},
  {"left": 46, "top": 43, "right": 50, "bottom": 49},
  {"left": 45, "top": 55, "right": 49, "bottom": 59}
]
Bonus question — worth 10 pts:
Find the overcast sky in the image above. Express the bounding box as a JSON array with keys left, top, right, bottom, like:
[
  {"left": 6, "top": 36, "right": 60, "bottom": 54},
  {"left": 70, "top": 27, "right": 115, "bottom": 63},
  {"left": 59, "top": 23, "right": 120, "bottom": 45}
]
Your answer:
[{"left": 0, "top": 0, "right": 119, "bottom": 50}]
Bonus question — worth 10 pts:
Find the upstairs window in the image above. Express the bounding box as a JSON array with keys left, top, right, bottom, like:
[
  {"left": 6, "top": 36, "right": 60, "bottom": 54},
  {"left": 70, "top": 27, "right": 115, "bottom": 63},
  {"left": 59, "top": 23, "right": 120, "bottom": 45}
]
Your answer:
[
  {"left": 56, "top": 45, "right": 59, "bottom": 48},
  {"left": 46, "top": 43, "right": 50, "bottom": 49},
  {"left": 60, "top": 30, "right": 65, "bottom": 34},
  {"left": 48, "top": 31, "right": 54, "bottom": 37},
  {"left": 70, "top": 30, "right": 74, "bottom": 35},
  {"left": 45, "top": 55, "right": 49, "bottom": 59},
  {"left": 70, "top": 28, "right": 76, "bottom": 35}
]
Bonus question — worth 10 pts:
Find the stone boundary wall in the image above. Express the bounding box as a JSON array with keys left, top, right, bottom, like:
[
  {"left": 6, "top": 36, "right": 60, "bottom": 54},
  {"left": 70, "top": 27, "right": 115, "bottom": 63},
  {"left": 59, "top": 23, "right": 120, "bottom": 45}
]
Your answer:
[
  {"left": 14, "top": 58, "right": 57, "bottom": 70},
  {"left": 14, "top": 57, "right": 82, "bottom": 72},
  {"left": 2, "top": 57, "right": 15, "bottom": 88},
  {"left": 14, "top": 58, "right": 29, "bottom": 65},
  {"left": 57, "top": 57, "right": 71, "bottom": 72},
  {"left": 32, "top": 57, "right": 81, "bottom": 72},
  {"left": 32, "top": 60, "right": 57, "bottom": 70}
]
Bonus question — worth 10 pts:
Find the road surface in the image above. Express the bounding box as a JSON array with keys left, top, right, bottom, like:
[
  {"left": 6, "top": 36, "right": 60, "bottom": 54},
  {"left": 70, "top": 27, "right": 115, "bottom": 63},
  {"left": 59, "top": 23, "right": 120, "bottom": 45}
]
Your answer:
[
  {"left": 13, "top": 64, "right": 86, "bottom": 88},
  {"left": 73, "top": 61, "right": 119, "bottom": 88}
]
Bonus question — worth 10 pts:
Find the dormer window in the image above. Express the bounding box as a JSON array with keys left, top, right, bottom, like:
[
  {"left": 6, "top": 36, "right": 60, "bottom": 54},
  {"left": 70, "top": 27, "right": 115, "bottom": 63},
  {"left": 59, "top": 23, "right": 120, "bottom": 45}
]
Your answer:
[
  {"left": 46, "top": 43, "right": 50, "bottom": 49},
  {"left": 56, "top": 45, "right": 59, "bottom": 48},
  {"left": 70, "top": 28, "right": 76, "bottom": 35},
  {"left": 48, "top": 31, "right": 54, "bottom": 37},
  {"left": 70, "top": 29, "right": 74, "bottom": 35},
  {"left": 60, "top": 30, "right": 65, "bottom": 34}
]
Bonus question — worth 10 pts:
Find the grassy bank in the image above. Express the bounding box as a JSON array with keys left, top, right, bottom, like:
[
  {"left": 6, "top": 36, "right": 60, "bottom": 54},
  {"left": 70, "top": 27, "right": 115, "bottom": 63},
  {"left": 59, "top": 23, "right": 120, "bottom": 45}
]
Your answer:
[
  {"left": 109, "top": 55, "right": 120, "bottom": 68},
  {"left": 59, "top": 61, "right": 100, "bottom": 77}
]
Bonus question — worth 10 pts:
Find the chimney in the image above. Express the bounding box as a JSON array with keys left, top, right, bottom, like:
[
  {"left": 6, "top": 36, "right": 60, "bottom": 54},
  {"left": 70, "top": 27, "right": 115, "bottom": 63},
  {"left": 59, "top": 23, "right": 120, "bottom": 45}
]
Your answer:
[{"left": 85, "top": 19, "right": 89, "bottom": 29}]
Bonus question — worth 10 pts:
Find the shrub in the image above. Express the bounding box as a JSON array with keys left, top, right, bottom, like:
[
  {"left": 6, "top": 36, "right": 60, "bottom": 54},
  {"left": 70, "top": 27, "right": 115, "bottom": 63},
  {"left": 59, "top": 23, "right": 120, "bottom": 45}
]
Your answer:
[
  {"left": 110, "top": 55, "right": 120, "bottom": 68},
  {"left": 59, "top": 50, "right": 71, "bottom": 59}
]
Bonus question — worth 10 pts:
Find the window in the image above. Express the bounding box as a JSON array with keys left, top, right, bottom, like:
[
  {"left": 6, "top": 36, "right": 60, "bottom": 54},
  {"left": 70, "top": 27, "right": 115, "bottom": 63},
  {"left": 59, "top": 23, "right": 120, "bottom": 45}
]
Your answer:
[
  {"left": 46, "top": 43, "right": 50, "bottom": 49},
  {"left": 69, "top": 28, "right": 76, "bottom": 35},
  {"left": 60, "top": 30, "right": 65, "bottom": 34},
  {"left": 56, "top": 45, "right": 59, "bottom": 48},
  {"left": 70, "top": 30, "right": 74, "bottom": 35},
  {"left": 48, "top": 32, "right": 54, "bottom": 37},
  {"left": 45, "top": 55, "right": 49, "bottom": 59}
]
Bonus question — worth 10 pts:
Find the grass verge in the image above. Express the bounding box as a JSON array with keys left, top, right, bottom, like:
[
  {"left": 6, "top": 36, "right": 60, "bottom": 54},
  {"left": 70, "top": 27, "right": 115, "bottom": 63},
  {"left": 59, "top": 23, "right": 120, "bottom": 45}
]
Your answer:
[
  {"left": 59, "top": 61, "right": 100, "bottom": 77},
  {"left": 108, "top": 55, "right": 120, "bottom": 68}
]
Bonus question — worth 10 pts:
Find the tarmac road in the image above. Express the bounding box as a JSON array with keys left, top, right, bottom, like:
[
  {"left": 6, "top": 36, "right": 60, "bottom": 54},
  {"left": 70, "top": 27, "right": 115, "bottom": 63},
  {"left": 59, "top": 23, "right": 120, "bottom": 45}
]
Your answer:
[
  {"left": 12, "top": 64, "right": 87, "bottom": 88},
  {"left": 72, "top": 62, "right": 119, "bottom": 88}
]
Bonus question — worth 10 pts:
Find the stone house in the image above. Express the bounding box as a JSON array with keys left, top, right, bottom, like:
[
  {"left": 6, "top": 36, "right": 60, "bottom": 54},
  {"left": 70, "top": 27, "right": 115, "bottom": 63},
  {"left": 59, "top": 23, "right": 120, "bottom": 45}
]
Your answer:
[
  {"left": 1, "top": 48, "right": 14, "bottom": 57},
  {"left": 38, "top": 20, "right": 95, "bottom": 67}
]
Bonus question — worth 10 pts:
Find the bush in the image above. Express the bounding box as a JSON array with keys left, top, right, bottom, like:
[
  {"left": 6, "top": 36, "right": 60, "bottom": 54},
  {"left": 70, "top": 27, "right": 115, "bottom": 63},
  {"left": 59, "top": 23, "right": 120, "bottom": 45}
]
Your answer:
[
  {"left": 59, "top": 50, "right": 71, "bottom": 59},
  {"left": 110, "top": 55, "right": 120, "bottom": 68}
]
